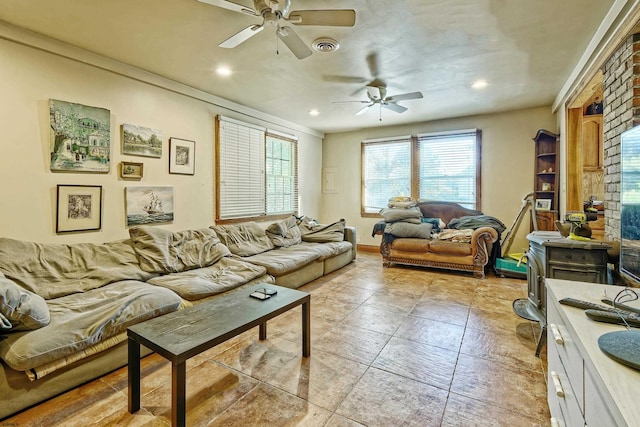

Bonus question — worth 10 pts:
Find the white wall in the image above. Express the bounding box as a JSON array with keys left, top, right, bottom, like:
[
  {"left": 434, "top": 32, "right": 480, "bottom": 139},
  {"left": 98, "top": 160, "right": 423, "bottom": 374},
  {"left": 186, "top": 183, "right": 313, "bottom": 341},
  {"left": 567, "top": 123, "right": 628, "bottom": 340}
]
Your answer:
[
  {"left": 321, "top": 106, "right": 557, "bottom": 253},
  {"left": 0, "top": 38, "right": 323, "bottom": 243}
]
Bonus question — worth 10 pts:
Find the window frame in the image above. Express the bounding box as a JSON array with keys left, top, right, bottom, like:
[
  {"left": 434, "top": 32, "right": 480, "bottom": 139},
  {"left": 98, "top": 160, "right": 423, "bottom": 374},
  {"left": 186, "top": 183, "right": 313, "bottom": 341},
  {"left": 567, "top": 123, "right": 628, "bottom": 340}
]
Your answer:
[
  {"left": 360, "top": 129, "right": 481, "bottom": 217},
  {"left": 215, "top": 115, "right": 299, "bottom": 223}
]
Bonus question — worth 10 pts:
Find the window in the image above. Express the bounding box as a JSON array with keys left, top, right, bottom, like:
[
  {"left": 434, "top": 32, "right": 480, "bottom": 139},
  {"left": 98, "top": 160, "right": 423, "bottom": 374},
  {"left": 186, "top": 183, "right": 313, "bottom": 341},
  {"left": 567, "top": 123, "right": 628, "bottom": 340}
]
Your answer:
[
  {"left": 361, "top": 129, "right": 481, "bottom": 216},
  {"left": 361, "top": 136, "right": 412, "bottom": 214},
  {"left": 417, "top": 130, "right": 480, "bottom": 209},
  {"left": 216, "top": 116, "right": 298, "bottom": 221}
]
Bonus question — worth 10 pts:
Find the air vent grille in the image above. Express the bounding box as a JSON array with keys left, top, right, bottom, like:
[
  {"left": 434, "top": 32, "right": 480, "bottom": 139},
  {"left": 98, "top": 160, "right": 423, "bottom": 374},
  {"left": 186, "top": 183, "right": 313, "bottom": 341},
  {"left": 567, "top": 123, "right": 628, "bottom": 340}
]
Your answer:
[{"left": 312, "top": 37, "right": 340, "bottom": 53}]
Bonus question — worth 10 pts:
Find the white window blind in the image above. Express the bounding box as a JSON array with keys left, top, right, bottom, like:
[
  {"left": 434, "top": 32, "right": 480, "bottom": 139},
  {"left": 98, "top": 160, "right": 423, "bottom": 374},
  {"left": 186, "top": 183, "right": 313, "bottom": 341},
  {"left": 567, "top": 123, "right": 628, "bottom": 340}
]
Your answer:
[
  {"left": 417, "top": 129, "right": 480, "bottom": 209},
  {"left": 266, "top": 132, "right": 298, "bottom": 215},
  {"left": 217, "top": 116, "right": 298, "bottom": 220},
  {"left": 362, "top": 136, "right": 412, "bottom": 214}
]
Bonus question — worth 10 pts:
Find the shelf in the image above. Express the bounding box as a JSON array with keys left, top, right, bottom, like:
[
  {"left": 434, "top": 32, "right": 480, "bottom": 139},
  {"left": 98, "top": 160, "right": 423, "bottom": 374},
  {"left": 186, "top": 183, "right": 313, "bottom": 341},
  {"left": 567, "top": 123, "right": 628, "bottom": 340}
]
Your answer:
[{"left": 533, "top": 129, "right": 559, "bottom": 231}]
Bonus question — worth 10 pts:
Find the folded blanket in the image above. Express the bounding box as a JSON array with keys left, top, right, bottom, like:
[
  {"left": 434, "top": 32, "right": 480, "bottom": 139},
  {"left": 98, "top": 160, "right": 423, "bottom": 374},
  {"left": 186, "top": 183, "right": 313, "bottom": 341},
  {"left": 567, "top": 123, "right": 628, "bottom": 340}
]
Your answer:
[{"left": 448, "top": 215, "right": 506, "bottom": 233}]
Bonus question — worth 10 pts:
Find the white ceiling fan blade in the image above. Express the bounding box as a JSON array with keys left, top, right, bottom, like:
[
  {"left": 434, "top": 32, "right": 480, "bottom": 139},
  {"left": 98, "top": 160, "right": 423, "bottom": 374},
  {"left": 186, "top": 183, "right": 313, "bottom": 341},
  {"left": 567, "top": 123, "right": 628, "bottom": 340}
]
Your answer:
[
  {"left": 332, "top": 100, "right": 370, "bottom": 104},
  {"left": 288, "top": 10, "right": 356, "bottom": 26},
  {"left": 355, "top": 104, "right": 374, "bottom": 116},
  {"left": 219, "top": 24, "right": 264, "bottom": 48},
  {"left": 197, "top": 0, "right": 257, "bottom": 16},
  {"left": 277, "top": 26, "right": 312, "bottom": 59},
  {"left": 382, "top": 102, "right": 408, "bottom": 113},
  {"left": 385, "top": 91, "right": 423, "bottom": 102}
]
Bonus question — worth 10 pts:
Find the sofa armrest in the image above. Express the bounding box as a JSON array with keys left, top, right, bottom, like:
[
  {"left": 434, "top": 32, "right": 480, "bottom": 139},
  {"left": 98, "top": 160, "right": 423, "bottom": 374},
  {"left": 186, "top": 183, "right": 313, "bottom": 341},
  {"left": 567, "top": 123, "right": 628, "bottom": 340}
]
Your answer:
[
  {"left": 344, "top": 226, "right": 357, "bottom": 260},
  {"left": 470, "top": 226, "right": 498, "bottom": 264}
]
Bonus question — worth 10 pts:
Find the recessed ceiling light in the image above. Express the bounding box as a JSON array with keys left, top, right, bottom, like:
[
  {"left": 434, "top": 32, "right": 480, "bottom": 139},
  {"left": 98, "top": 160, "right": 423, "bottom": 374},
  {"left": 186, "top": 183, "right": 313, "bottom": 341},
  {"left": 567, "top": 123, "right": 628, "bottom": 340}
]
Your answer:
[
  {"left": 216, "top": 66, "right": 232, "bottom": 77},
  {"left": 309, "top": 109, "right": 320, "bottom": 116},
  {"left": 471, "top": 79, "right": 488, "bottom": 89}
]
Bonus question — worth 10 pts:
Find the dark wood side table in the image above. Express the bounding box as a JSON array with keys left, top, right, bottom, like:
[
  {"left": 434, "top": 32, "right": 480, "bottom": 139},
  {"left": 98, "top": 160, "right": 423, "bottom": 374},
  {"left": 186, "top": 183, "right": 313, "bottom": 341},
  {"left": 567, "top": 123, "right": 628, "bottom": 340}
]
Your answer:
[{"left": 127, "top": 285, "right": 310, "bottom": 427}]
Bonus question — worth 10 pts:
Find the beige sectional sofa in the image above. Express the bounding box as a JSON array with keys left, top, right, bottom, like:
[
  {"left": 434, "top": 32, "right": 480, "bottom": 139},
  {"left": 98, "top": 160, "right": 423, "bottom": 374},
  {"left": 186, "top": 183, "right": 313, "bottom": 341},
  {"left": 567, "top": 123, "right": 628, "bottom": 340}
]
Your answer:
[{"left": 0, "top": 217, "right": 356, "bottom": 419}]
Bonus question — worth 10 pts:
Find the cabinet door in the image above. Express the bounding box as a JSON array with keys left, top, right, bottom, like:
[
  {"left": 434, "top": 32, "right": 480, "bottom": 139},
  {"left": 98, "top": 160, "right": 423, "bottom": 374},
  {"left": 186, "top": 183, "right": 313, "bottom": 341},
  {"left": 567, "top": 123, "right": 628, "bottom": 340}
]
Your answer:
[
  {"left": 582, "top": 116, "right": 602, "bottom": 169},
  {"left": 535, "top": 211, "right": 556, "bottom": 231}
]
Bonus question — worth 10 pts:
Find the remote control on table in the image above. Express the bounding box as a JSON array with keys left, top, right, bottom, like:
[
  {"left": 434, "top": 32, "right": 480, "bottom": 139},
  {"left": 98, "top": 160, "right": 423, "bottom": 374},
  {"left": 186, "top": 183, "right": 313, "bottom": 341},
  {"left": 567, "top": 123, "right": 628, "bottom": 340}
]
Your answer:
[{"left": 559, "top": 297, "right": 616, "bottom": 312}]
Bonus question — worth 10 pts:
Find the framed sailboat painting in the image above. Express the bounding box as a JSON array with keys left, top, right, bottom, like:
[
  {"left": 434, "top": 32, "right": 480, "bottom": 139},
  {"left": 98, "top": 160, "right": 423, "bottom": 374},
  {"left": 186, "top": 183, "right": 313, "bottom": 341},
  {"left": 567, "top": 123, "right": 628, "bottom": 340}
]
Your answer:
[{"left": 125, "top": 186, "right": 174, "bottom": 226}]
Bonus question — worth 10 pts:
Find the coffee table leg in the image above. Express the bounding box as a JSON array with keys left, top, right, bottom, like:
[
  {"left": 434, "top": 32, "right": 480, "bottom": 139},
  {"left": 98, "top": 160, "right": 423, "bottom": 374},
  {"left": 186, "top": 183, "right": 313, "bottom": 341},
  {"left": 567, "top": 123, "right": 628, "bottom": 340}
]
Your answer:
[
  {"left": 128, "top": 337, "right": 140, "bottom": 413},
  {"left": 259, "top": 322, "right": 267, "bottom": 340},
  {"left": 302, "top": 299, "right": 310, "bottom": 357},
  {"left": 172, "top": 361, "right": 186, "bottom": 427}
]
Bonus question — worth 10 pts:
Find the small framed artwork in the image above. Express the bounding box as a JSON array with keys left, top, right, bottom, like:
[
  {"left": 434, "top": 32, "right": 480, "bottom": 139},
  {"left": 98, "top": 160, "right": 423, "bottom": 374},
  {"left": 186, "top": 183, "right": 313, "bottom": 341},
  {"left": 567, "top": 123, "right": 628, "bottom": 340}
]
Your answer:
[
  {"left": 121, "top": 123, "right": 162, "bottom": 158},
  {"left": 535, "top": 199, "right": 552, "bottom": 211},
  {"left": 120, "top": 161, "right": 144, "bottom": 180},
  {"left": 56, "top": 185, "right": 103, "bottom": 233},
  {"left": 169, "top": 137, "right": 195, "bottom": 175}
]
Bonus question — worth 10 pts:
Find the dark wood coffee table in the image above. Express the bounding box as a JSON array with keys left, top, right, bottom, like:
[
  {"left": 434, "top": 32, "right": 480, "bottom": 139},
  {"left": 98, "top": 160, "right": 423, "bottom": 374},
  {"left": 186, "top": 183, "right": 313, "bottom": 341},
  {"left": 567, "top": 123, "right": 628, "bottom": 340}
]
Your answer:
[{"left": 127, "top": 284, "right": 310, "bottom": 427}]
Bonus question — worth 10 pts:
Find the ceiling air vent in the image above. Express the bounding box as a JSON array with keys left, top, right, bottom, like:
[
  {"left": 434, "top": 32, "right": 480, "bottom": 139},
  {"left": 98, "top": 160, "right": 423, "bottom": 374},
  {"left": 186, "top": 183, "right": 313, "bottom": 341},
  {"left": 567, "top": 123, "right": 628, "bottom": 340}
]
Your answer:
[{"left": 312, "top": 37, "right": 340, "bottom": 53}]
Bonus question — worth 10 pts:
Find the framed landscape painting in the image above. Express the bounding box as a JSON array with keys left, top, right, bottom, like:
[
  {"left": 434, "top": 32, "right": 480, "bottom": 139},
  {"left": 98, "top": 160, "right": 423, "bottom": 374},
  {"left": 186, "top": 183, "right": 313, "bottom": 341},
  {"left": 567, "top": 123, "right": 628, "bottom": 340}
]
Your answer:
[
  {"left": 56, "top": 185, "right": 103, "bottom": 233},
  {"left": 121, "top": 124, "right": 162, "bottom": 158},
  {"left": 49, "top": 99, "right": 110, "bottom": 173},
  {"left": 169, "top": 137, "right": 195, "bottom": 175},
  {"left": 125, "top": 186, "right": 174, "bottom": 226}
]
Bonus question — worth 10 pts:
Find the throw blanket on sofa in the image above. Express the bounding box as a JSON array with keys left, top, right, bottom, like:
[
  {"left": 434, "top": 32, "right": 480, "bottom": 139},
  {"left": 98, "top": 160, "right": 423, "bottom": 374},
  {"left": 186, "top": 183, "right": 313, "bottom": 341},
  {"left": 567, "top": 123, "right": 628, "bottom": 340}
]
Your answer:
[{"left": 448, "top": 215, "right": 506, "bottom": 234}]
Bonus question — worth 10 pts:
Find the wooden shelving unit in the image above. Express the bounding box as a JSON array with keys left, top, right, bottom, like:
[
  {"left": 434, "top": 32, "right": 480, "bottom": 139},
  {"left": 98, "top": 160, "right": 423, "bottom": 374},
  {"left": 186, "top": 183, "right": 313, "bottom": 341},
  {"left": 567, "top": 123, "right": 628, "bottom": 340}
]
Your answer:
[{"left": 533, "top": 129, "right": 559, "bottom": 231}]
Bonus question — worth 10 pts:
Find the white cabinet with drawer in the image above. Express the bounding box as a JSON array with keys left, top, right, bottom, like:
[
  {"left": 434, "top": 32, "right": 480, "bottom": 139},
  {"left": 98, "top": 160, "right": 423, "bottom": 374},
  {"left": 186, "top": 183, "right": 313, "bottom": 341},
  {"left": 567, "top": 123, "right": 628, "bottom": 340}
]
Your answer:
[{"left": 546, "top": 279, "right": 640, "bottom": 427}]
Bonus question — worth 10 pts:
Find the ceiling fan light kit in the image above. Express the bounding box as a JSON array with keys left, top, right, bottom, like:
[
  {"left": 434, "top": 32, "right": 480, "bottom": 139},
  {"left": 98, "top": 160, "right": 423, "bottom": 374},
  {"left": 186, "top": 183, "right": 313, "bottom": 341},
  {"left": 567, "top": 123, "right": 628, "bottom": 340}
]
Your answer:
[{"left": 198, "top": 0, "right": 355, "bottom": 59}]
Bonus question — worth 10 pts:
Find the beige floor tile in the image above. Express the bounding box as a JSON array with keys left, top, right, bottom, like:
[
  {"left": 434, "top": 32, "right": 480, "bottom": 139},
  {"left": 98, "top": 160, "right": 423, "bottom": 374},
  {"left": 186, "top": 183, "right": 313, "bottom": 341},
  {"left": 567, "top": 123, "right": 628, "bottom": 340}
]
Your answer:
[
  {"left": 411, "top": 298, "right": 470, "bottom": 326},
  {"left": 362, "top": 288, "right": 421, "bottom": 313},
  {"left": 467, "top": 305, "right": 535, "bottom": 333},
  {"left": 336, "top": 367, "right": 448, "bottom": 426},
  {"left": 460, "top": 322, "right": 543, "bottom": 373},
  {"left": 212, "top": 336, "right": 300, "bottom": 381},
  {"left": 264, "top": 349, "right": 368, "bottom": 411},
  {"left": 307, "top": 296, "right": 359, "bottom": 322},
  {"left": 140, "top": 360, "right": 259, "bottom": 426},
  {"left": 451, "top": 353, "right": 550, "bottom": 421},
  {"left": 209, "top": 383, "right": 332, "bottom": 426},
  {"left": 395, "top": 315, "right": 466, "bottom": 351},
  {"left": 314, "top": 324, "right": 391, "bottom": 364},
  {"left": 441, "top": 392, "right": 548, "bottom": 427},
  {"left": 342, "top": 304, "right": 408, "bottom": 335},
  {"left": 372, "top": 336, "right": 458, "bottom": 389},
  {"left": 325, "top": 413, "right": 367, "bottom": 426}
]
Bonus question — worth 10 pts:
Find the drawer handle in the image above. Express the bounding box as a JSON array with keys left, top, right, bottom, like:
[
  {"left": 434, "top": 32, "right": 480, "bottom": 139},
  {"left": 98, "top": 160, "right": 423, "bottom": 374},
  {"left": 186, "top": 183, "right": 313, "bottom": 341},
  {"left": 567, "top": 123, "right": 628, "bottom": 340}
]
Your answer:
[
  {"left": 551, "top": 371, "right": 565, "bottom": 397},
  {"left": 550, "top": 417, "right": 561, "bottom": 427},
  {"left": 550, "top": 324, "right": 564, "bottom": 345}
]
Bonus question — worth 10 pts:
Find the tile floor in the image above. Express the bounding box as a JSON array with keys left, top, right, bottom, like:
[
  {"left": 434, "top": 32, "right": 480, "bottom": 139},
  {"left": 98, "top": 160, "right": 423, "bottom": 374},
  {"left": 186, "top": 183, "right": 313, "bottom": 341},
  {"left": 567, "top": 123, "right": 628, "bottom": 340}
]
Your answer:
[{"left": 4, "top": 251, "right": 550, "bottom": 426}]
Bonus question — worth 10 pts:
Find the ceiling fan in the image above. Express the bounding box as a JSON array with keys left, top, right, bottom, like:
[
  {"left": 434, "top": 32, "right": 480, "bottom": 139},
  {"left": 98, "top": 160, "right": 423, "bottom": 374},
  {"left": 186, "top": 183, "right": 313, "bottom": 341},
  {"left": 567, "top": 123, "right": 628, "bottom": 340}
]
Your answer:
[
  {"left": 197, "top": 0, "right": 356, "bottom": 59},
  {"left": 335, "top": 85, "right": 423, "bottom": 119}
]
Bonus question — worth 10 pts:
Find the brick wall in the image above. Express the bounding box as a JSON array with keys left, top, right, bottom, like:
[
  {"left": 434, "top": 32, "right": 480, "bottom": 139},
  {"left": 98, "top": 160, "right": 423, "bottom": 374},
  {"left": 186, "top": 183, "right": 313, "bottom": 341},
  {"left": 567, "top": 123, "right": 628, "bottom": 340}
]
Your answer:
[{"left": 602, "top": 33, "right": 640, "bottom": 240}]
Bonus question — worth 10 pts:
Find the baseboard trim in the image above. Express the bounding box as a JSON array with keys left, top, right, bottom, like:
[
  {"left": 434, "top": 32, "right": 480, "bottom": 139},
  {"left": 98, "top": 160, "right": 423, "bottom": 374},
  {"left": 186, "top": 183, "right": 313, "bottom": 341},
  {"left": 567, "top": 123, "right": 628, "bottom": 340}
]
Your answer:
[{"left": 357, "top": 244, "right": 379, "bottom": 253}]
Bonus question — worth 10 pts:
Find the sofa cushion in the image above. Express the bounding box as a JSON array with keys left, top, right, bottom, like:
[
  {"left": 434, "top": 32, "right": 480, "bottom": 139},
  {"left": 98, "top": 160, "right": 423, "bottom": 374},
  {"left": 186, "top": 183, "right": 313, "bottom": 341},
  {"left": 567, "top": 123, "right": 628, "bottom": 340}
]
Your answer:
[
  {"left": 428, "top": 240, "right": 473, "bottom": 256},
  {"left": 0, "top": 280, "right": 181, "bottom": 371},
  {"left": 384, "top": 222, "right": 433, "bottom": 239},
  {"left": 0, "top": 273, "right": 50, "bottom": 332},
  {"left": 299, "top": 219, "right": 346, "bottom": 243},
  {"left": 265, "top": 216, "right": 302, "bottom": 247},
  {"left": 129, "top": 226, "right": 231, "bottom": 274},
  {"left": 296, "top": 241, "right": 353, "bottom": 260},
  {"left": 241, "top": 245, "right": 322, "bottom": 276},
  {"left": 211, "top": 222, "right": 274, "bottom": 256},
  {"left": 146, "top": 257, "right": 268, "bottom": 301},
  {"left": 379, "top": 207, "right": 422, "bottom": 223},
  {"left": 0, "top": 238, "right": 156, "bottom": 300}
]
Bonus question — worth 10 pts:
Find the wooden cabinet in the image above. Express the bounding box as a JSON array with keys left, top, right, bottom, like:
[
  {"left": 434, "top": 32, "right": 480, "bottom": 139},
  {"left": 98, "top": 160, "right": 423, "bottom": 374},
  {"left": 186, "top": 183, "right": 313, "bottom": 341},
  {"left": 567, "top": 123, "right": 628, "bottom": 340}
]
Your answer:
[
  {"left": 533, "top": 129, "right": 559, "bottom": 231},
  {"left": 546, "top": 279, "right": 640, "bottom": 426}
]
